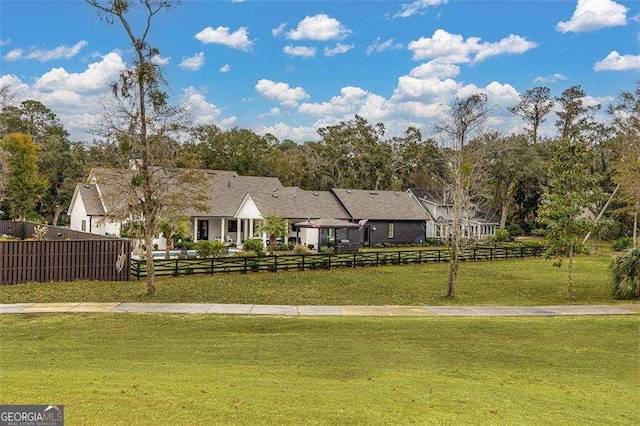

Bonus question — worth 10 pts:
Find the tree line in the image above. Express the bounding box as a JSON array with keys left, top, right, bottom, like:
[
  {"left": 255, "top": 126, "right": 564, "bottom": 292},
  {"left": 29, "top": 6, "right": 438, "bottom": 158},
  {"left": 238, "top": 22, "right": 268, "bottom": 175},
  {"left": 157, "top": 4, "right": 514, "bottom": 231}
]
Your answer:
[{"left": 1, "top": 82, "right": 638, "bottom": 241}]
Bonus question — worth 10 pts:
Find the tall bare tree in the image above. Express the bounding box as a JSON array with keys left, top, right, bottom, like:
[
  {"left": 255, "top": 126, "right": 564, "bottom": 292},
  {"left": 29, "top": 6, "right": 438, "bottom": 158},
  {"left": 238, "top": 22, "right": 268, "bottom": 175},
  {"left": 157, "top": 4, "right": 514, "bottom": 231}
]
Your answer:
[
  {"left": 86, "top": 0, "right": 200, "bottom": 295},
  {"left": 508, "top": 86, "right": 554, "bottom": 144},
  {"left": 436, "top": 94, "right": 490, "bottom": 298}
]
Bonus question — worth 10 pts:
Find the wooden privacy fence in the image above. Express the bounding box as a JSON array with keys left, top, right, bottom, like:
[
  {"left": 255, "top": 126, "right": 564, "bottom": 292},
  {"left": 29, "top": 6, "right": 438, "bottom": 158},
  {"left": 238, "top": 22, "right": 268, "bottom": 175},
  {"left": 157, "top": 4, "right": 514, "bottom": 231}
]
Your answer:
[
  {"left": 131, "top": 245, "right": 546, "bottom": 279},
  {"left": 1, "top": 221, "right": 131, "bottom": 284}
]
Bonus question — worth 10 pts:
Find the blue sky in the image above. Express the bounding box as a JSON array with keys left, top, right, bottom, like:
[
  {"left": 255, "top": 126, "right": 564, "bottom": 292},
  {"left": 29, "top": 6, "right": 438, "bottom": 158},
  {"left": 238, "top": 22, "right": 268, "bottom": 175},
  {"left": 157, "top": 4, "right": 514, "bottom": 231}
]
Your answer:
[{"left": 1, "top": 0, "right": 638, "bottom": 143}]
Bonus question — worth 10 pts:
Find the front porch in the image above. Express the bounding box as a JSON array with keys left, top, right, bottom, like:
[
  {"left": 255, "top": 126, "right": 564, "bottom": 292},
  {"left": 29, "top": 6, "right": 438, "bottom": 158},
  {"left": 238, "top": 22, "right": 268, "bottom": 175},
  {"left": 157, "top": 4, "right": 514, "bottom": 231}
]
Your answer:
[{"left": 192, "top": 216, "right": 266, "bottom": 247}]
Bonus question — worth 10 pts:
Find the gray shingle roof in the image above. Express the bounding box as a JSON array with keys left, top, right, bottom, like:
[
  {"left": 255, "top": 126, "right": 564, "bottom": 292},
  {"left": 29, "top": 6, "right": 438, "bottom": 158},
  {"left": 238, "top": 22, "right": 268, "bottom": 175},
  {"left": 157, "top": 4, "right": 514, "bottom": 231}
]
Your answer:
[
  {"left": 409, "top": 188, "right": 453, "bottom": 205},
  {"left": 247, "top": 188, "right": 350, "bottom": 220},
  {"left": 85, "top": 167, "right": 283, "bottom": 218},
  {"left": 76, "top": 183, "right": 106, "bottom": 216},
  {"left": 331, "top": 188, "right": 428, "bottom": 221}
]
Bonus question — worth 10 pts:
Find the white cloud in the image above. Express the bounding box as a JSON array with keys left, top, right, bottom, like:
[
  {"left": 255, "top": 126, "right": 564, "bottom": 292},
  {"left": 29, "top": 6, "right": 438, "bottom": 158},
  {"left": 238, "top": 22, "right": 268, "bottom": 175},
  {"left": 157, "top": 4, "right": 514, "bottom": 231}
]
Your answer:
[
  {"left": 286, "top": 14, "right": 350, "bottom": 41},
  {"left": 0, "top": 39, "right": 10, "bottom": 46},
  {"left": 593, "top": 51, "right": 640, "bottom": 71},
  {"left": 581, "top": 95, "right": 614, "bottom": 108},
  {"left": 255, "top": 79, "right": 310, "bottom": 107},
  {"left": 299, "top": 86, "right": 369, "bottom": 116},
  {"left": 324, "top": 43, "right": 354, "bottom": 57},
  {"left": 3, "top": 40, "right": 88, "bottom": 62},
  {"left": 366, "top": 37, "right": 404, "bottom": 55},
  {"left": 272, "top": 23, "right": 287, "bottom": 37},
  {"left": 194, "top": 26, "right": 255, "bottom": 51},
  {"left": 220, "top": 116, "right": 238, "bottom": 128},
  {"left": 151, "top": 54, "right": 171, "bottom": 65},
  {"left": 409, "top": 60, "right": 460, "bottom": 79},
  {"left": 258, "top": 107, "right": 281, "bottom": 118},
  {"left": 219, "top": 64, "right": 231, "bottom": 73},
  {"left": 179, "top": 52, "right": 205, "bottom": 71},
  {"left": 33, "top": 51, "right": 125, "bottom": 94},
  {"left": 534, "top": 73, "right": 568, "bottom": 83},
  {"left": 257, "top": 122, "right": 319, "bottom": 142},
  {"left": 408, "top": 29, "right": 536, "bottom": 63},
  {"left": 557, "top": 0, "right": 628, "bottom": 33},
  {"left": 283, "top": 45, "right": 316, "bottom": 58},
  {"left": 393, "top": 0, "right": 449, "bottom": 18},
  {"left": 180, "top": 86, "right": 221, "bottom": 126},
  {"left": 392, "top": 76, "right": 460, "bottom": 101}
]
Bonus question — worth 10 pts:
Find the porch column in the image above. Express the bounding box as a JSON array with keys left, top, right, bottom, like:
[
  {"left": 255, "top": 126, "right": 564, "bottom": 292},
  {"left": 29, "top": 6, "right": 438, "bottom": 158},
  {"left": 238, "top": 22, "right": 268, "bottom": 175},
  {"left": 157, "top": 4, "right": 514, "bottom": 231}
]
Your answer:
[
  {"left": 236, "top": 218, "right": 241, "bottom": 246},
  {"left": 193, "top": 217, "right": 198, "bottom": 242},
  {"left": 249, "top": 218, "right": 254, "bottom": 238},
  {"left": 220, "top": 217, "right": 226, "bottom": 242}
]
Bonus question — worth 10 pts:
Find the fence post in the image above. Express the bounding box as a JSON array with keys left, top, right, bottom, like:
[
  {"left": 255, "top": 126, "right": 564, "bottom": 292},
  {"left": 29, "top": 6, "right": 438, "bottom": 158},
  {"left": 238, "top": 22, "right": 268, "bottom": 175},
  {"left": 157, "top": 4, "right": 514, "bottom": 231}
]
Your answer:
[
  {"left": 520, "top": 246, "right": 524, "bottom": 258},
  {"left": 398, "top": 251, "right": 402, "bottom": 264},
  {"left": 274, "top": 255, "right": 278, "bottom": 272},
  {"left": 490, "top": 247, "right": 494, "bottom": 260},
  {"left": 328, "top": 254, "right": 331, "bottom": 270},
  {"left": 353, "top": 252, "right": 356, "bottom": 268},
  {"left": 376, "top": 252, "right": 379, "bottom": 266},
  {"left": 302, "top": 254, "right": 305, "bottom": 271},
  {"left": 438, "top": 250, "right": 441, "bottom": 263},
  {"left": 243, "top": 257, "right": 248, "bottom": 274},
  {"left": 211, "top": 258, "right": 214, "bottom": 275},
  {"left": 174, "top": 259, "right": 179, "bottom": 276},
  {"left": 473, "top": 248, "right": 477, "bottom": 262},
  {"left": 419, "top": 250, "right": 422, "bottom": 264},
  {"left": 505, "top": 247, "right": 508, "bottom": 259}
]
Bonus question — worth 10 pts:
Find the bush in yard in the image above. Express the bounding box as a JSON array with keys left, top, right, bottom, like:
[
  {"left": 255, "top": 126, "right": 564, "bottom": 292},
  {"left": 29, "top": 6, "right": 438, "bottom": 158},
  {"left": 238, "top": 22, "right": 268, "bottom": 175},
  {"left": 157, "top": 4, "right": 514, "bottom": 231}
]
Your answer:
[
  {"left": 506, "top": 223, "right": 524, "bottom": 238},
  {"left": 320, "top": 246, "right": 334, "bottom": 255},
  {"left": 243, "top": 238, "right": 265, "bottom": 256},
  {"left": 610, "top": 247, "right": 640, "bottom": 299},
  {"left": 612, "top": 237, "right": 633, "bottom": 252},
  {"left": 495, "top": 229, "right": 510, "bottom": 242},
  {"left": 194, "top": 240, "right": 226, "bottom": 258},
  {"left": 233, "top": 250, "right": 257, "bottom": 257},
  {"left": 293, "top": 244, "right": 310, "bottom": 255}
]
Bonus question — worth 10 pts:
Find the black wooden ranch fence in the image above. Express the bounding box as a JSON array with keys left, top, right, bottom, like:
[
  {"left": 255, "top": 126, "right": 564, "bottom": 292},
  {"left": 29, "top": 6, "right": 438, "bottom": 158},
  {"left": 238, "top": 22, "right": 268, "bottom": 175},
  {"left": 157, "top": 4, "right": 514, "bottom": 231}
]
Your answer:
[
  {"left": 1, "top": 221, "right": 131, "bottom": 284},
  {"left": 131, "top": 245, "right": 546, "bottom": 279}
]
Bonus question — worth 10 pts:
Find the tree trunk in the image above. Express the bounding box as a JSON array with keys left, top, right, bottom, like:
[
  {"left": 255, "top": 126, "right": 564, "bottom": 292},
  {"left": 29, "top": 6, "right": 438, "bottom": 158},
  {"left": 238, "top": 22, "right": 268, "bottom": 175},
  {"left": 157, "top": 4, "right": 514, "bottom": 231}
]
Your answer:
[
  {"left": 52, "top": 205, "right": 62, "bottom": 226},
  {"left": 499, "top": 203, "right": 509, "bottom": 230},
  {"left": 145, "top": 232, "right": 155, "bottom": 296},
  {"left": 567, "top": 245, "right": 574, "bottom": 300},
  {"left": 447, "top": 172, "right": 463, "bottom": 298}
]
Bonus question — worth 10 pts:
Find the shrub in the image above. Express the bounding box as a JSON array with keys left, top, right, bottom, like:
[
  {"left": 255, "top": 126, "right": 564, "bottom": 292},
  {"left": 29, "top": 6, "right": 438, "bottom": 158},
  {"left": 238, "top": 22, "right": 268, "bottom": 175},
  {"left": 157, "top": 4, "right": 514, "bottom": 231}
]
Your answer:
[
  {"left": 175, "top": 240, "right": 195, "bottom": 250},
  {"left": 610, "top": 247, "right": 640, "bottom": 299},
  {"left": 320, "top": 246, "right": 334, "bottom": 255},
  {"left": 494, "top": 229, "right": 510, "bottom": 242},
  {"left": 612, "top": 237, "right": 633, "bottom": 252},
  {"left": 194, "top": 240, "right": 226, "bottom": 258},
  {"left": 506, "top": 223, "right": 524, "bottom": 238},
  {"left": 306, "top": 244, "right": 315, "bottom": 250},
  {"left": 293, "top": 244, "right": 310, "bottom": 255},
  {"left": 233, "top": 250, "right": 257, "bottom": 257},
  {"left": 243, "top": 238, "right": 265, "bottom": 256}
]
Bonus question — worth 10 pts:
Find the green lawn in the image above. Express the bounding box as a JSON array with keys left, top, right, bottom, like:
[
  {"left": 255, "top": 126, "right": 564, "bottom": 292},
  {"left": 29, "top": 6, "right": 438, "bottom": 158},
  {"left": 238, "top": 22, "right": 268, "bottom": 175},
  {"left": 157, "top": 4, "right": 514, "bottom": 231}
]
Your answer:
[
  {"left": 1, "top": 252, "right": 634, "bottom": 306},
  {"left": 0, "top": 314, "right": 637, "bottom": 425}
]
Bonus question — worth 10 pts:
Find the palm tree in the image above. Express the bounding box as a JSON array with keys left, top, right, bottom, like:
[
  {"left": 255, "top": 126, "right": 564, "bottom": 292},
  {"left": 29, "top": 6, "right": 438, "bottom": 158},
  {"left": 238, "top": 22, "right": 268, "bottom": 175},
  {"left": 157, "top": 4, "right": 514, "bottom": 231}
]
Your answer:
[
  {"left": 611, "top": 247, "right": 640, "bottom": 300},
  {"left": 258, "top": 213, "right": 288, "bottom": 255}
]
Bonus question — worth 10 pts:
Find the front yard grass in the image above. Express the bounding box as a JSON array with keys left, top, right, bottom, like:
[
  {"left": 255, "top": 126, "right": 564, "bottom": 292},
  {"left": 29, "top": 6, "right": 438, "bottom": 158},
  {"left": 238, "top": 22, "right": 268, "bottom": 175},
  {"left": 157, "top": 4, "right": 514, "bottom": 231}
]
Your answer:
[
  {"left": 1, "top": 251, "right": 633, "bottom": 306},
  {"left": 0, "top": 314, "right": 637, "bottom": 425}
]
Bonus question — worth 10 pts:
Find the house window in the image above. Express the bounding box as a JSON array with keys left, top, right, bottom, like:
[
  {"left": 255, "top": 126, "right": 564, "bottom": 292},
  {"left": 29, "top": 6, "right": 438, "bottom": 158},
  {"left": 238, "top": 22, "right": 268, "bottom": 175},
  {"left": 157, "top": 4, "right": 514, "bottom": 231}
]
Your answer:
[
  {"left": 81, "top": 220, "right": 86, "bottom": 232},
  {"left": 227, "top": 220, "right": 237, "bottom": 233},
  {"left": 388, "top": 223, "right": 395, "bottom": 239}
]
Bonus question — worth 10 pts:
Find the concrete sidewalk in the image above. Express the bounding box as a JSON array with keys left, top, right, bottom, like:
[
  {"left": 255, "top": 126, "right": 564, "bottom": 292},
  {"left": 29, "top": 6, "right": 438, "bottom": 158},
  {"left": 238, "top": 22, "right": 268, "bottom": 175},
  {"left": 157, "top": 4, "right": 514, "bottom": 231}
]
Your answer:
[{"left": 0, "top": 302, "right": 638, "bottom": 316}]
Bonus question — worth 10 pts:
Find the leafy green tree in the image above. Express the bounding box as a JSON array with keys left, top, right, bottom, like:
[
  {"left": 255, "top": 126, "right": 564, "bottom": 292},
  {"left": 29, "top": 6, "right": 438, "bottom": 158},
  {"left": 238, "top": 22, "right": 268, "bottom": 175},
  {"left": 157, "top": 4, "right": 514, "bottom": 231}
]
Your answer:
[
  {"left": 608, "top": 82, "right": 640, "bottom": 247},
  {"left": 555, "top": 85, "right": 600, "bottom": 142},
  {"left": 389, "top": 127, "right": 447, "bottom": 190},
  {"left": 158, "top": 216, "right": 191, "bottom": 260},
  {"left": 508, "top": 86, "right": 554, "bottom": 144},
  {"left": 538, "top": 139, "right": 605, "bottom": 299},
  {"left": 485, "top": 133, "right": 544, "bottom": 229},
  {"left": 1, "top": 133, "right": 48, "bottom": 220},
  {"left": 258, "top": 213, "right": 288, "bottom": 256}
]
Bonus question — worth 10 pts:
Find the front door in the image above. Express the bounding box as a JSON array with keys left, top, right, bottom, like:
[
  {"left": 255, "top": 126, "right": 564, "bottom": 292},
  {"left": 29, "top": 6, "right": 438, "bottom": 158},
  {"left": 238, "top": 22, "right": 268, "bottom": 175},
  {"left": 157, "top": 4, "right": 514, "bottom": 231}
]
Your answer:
[
  {"left": 197, "top": 220, "right": 209, "bottom": 241},
  {"left": 363, "top": 226, "right": 370, "bottom": 247}
]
